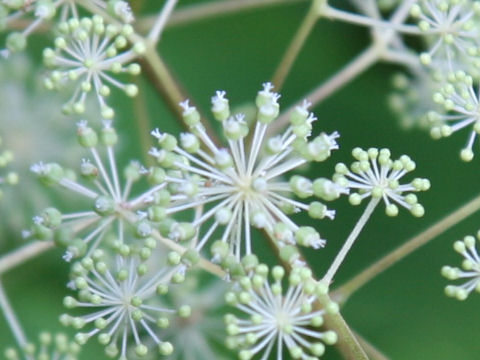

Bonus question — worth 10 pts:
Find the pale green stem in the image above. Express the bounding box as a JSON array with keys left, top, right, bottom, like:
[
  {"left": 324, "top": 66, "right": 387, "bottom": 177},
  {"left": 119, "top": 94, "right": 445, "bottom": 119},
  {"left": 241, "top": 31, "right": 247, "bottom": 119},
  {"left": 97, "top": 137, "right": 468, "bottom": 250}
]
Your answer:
[
  {"left": 137, "top": 0, "right": 308, "bottom": 32},
  {"left": 271, "top": 0, "right": 321, "bottom": 90},
  {"left": 316, "top": 289, "right": 369, "bottom": 360},
  {"left": 0, "top": 241, "right": 54, "bottom": 275},
  {"left": 269, "top": 0, "right": 414, "bottom": 136},
  {"left": 323, "top": 6, "right": 421, "bottom": 35},
  {"left": 148, "top": 0, "right": 179, "bottom": 44},
  {"left": 333, "top": 192, "right": 480, "bottom": 304},
  {"left": 270, "top": 44, "right": 380, "bottom": 135},
  {"left": 263, "top": 228, "right": 369, "bottom": 359},
  {"left": 323, "top": 198, "right": 380, "bottom": 285},
  {"left": 0, "top": 280, "right": 28, "bottom": 349}
]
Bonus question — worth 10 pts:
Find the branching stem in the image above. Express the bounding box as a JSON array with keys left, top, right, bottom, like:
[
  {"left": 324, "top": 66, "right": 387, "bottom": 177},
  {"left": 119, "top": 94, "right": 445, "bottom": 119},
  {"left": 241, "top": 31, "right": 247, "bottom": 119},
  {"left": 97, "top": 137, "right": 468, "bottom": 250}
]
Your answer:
[
  {"left": 148, "top": 0, "right": 178, "bottom": 44},
  {"left": 323, "top": 198, "right": 380, "bottom": 285},
  {"left": 334, "top": 192, "right": 480, "bottom": 304}
]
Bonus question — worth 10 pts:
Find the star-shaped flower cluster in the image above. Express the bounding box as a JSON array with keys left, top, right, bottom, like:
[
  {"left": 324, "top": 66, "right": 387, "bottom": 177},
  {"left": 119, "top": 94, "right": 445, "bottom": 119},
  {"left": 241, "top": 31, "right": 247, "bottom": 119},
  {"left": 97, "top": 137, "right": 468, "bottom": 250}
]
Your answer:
[
  {"left": 410, "top": 0, "right": 480, "bottom": 75},
  {"left": 148, "top": 83, "right": 339, "bottom": 260},
  {"left": 43, "top": 15, "right": 144, "bottom": 118},
  {"left": 0, "top": 0, "right": 134, "bottom": 55},
  {"left": 442, "top": 231, "right": 480, "bottom": 300},
  {"left": 333, "top": 147, "right": 430, "bottom": 216},
  {"left": 29, "top": 120, "right": 166, "bottom": 261},
  {"left": 429, "top": 71, "right": 480, "bottom": 161},
  {"left": 61, "top": 240, "right": 193, "bottom": 359},
  {"left": 224, "top": 263, "right": 338, "bottom": 360}
]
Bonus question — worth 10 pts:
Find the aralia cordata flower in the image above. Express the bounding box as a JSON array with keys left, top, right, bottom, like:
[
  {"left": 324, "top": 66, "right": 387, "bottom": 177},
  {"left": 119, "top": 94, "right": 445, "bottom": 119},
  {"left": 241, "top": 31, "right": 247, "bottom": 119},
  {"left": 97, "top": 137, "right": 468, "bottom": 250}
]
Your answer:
[
  {"left": 61, "top": 240, "right": 195, "bottom": 359},
  {"left": 224, "top": 263, "right": 338, "bottom": 360},
  {"left": 148, "top": 83, "right": 341, "bottom": 261},
  {"left": 332, "top": 147, "right": 430, "bottom": 216},
  {"left": 29, "top": 120, "right": 168, "bottom": 261}
]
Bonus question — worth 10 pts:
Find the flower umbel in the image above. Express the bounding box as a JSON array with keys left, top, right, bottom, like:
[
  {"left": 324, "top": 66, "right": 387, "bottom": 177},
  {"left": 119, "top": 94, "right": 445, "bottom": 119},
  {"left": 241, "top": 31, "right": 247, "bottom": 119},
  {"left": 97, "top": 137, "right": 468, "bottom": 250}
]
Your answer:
[
  {"left": 225, "top": 264, "right": 338, "bottom": 360},
  {"left": 0, "top": 0, "right": 134, "bottom": 56},
  {"left": 61, "top": 241, "right": 192, "bottom": 359},
  {"left": 149, "top": 83, "right": 339, "bottom": 260},
  {"left": 43, "top": 15, "right": 144, "bottom": 118},
  {"left": 29, "top": 121, "right": 165, "bottom": 260},
  {"left": 442, "top": 231, "right": 480, "bottom": 300},
  {"left": 333, "top": 147, "right": 430, "bottom": 216},
  {"left": 4, "top": 332, "right": 81, "bottom": 360},
  {"left": 429, "top": 71, "right": 480, "bottom": 161},
  {"left": 410, "top": 0, "right": 480, "bottom": 73}
]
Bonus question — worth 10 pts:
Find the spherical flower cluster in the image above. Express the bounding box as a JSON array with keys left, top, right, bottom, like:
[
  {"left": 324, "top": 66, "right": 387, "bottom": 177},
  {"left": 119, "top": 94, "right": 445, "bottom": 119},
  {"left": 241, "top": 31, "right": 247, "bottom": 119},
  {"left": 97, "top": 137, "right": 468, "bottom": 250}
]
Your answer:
[
  {"left": 43, "top": 15, "right": 144, "bottom": 118},
  {"left": 29, "top": 120, "right": 165, "bottom": 260},
  {"left": 61, "top": 241, "right": 193, "bottom": 359},
  {"left": 333, "top": 147, "right": 430, "bottom": 216},
  {"left": 0, "top": 0, "right": 134, "bottom": 56},
  {"left": 4, "top": 332, "right": 81, "bottom": 360},
  {"left": 429, "top": 71, "right": 480, "bottom": 161},
  {"left": 224, "top": 263, "right": 338, "bottom": 360},
  {"left": 389, "top": 69, "right": 445, "bottom": 130},
  {"left": 410, "top": 0, "right": 480, "bottom": 74},
  {"left": 442, "top": 231, "right": 480, "bottom": 300},
  {"left": 0, "top": 135, "right": 18, "bottom": 200},
  {"left": 148, "top": 83, "right": 339, "bottom": 260}
]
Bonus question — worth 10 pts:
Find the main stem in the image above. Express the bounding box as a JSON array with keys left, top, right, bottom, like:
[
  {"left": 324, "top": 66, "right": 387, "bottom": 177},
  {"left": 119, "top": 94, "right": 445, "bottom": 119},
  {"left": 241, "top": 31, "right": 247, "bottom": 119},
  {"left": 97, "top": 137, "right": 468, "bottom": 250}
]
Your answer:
[
  {"left": 0, "top": 280, "right": 28, "bottom": 349},
  {"left": 323, "top": 198, "right": 379, "bottom": 285},
  {"left": 334, "top": 192, "right": 480, "bottom": 303}
]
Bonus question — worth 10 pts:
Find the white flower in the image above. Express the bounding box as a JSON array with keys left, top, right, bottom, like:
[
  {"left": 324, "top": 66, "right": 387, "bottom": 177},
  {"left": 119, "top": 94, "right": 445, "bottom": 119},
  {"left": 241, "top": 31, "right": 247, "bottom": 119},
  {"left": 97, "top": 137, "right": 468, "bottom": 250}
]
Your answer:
[
  {"left": 224, "top": 264, "right": 338, "bottom": 360},
  {"left": 442, "top": 231, "right": 480, "bottom": 300},
  {"left": 61, "top": 242, "right": 192, "bottom": 359},
  {"left": 389, "top": 68, "right": 446, "bottom": 130},
  {"left": 429, "top": 70, "right": 480, "bottom": 161},
  {"left": 0, "top": 0, "right": 134, "bottom": 55},
  {"left": 149, "top": 83, "right": 339, "bottom": 260},
  {"left": 29, "top": 121, "right": 166, "bottom": 260},
  {"left": 410, "top": 0, "right": 480, "bottom": 73},
  {"left": 43, "top": 15, "right": 144, "bottom": 119},
  {"left": 4, "top": 332, "right": 81, "bottom": 360},
  {"left": 333, "top": 147, "right": 430, "bottom": 216}
]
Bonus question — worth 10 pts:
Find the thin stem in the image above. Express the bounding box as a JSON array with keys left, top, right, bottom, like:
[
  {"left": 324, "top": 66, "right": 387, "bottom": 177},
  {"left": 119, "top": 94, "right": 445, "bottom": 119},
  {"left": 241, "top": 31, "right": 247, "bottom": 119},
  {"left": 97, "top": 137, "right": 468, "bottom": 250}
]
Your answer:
[
  {"left": 137, "top": 0, "right": 308, "bottom": 32},
  {"left": 0, "top": 280, "right": 29, "bottom": 349},
  {"left": 0, "top": 241, "right": 54, "bottom": 275},
  {"left": 271, "top": 0, "right": 320, "bottom": 90},
  {"left": 148, "top": 0, "right": 178, "bottom": 44},
  {"left": 323, "top": 6, "right": 421, "bottom": 35},
  {"left": 323, "top": 198, "right": 380, "bottom": 285},
  {"left": 271, "top": 44, "right": 380, "bottom": 135},
  {"left": 334, "top": 192, "right": 480, "bottom": 303},
  {"left": 269, "top": 0, "right": 414, "bottom": 136}
]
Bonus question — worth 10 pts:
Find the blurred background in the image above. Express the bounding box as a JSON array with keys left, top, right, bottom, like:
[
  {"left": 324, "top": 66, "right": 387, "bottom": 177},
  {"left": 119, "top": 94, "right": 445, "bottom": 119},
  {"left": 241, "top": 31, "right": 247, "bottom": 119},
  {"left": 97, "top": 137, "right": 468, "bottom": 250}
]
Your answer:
[{"left": 1, "top": 0, "right": 480, "bottom": 358}]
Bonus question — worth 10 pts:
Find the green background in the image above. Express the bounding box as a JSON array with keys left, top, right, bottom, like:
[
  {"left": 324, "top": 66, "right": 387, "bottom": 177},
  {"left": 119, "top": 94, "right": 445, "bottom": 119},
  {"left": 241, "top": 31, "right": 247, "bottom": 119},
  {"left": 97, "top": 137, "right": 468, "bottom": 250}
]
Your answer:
[{"left": 1, "top": 0, "right": 480, "bottom": 358}]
